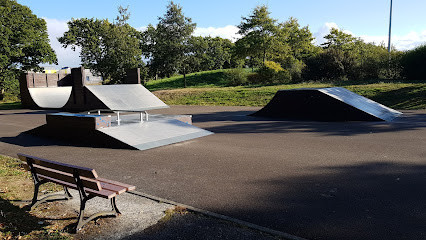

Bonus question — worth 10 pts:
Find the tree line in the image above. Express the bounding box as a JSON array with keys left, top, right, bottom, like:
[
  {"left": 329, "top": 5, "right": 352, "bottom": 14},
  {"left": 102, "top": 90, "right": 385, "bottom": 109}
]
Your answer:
[{"left": 1, "top": 0, "right": 425, "bottom": 100}]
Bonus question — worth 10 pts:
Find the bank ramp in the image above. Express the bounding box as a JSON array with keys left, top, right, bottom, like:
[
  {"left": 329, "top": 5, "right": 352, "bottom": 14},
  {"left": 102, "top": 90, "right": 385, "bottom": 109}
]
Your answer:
[
  {"left": 251, "top": 87, "right": 402, "bottom": 121},
  {"left": 85, "top": 84, "right": 169, "bottom": 111}
]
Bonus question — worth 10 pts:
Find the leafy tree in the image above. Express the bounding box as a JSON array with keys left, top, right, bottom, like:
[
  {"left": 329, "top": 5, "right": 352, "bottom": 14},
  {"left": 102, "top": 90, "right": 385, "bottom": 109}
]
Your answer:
[
  {"left": 0, "top": 0, "right": 57, "bottom": 99},
  {"left": 185, "top": 36, "right": 233, "bottom": 72},
  {"left": 321, "top": 28, "right": 358, "bottom": 50},
  {"left": 281, "top": 17, "right": 316, "bottom": 61},
  {"left": 236, "top": 5, "right": 278, "bottom": 66},
  {"left": 400, "top": 44, "right": 426, "bottom": 80},
  {"left": 304, "top": 28, "right": 400, "bottom": 81},
  {"left": 59, "top": 6, "right": 143, "bottom": 84},
  {"left": 143, "top": 1, "right": 196, "bottom": 84}
]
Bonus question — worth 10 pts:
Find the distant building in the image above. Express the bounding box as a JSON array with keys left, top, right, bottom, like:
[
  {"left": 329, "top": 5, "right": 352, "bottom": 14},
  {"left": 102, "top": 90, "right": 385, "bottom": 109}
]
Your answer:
[
  {"left": 84, "top": 69, "right": 103, "bottom": 85},
  {"left": 42, "top": 67, "right": 58, "bottom": 74}
]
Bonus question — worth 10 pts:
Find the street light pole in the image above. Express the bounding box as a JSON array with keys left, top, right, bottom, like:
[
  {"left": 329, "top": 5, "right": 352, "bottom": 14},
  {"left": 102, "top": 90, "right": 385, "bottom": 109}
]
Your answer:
[{"left": 388, "top": 0, "right": 393, "bottom": 53}]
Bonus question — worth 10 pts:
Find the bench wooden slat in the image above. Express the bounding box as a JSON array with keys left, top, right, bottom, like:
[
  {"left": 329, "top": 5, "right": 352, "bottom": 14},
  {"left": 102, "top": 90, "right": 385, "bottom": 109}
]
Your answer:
[
  {"left": 100, "top": 182, "right": 127, "bottom": 194},
  {"left": 38, "top": 174, "right": 117, "bottom": 199},
  {"left": 97, "top": 177, "right": 136, "bottom": 191},
  {"left": 18, "top": 153, "right": 98, "bottom": 179},
  {"left": 33, "top": 165, "right": 101, "bottom": 191}
]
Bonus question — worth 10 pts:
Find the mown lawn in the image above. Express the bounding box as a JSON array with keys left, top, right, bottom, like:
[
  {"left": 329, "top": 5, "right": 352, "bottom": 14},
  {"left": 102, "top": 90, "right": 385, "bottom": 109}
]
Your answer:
[
  {"left": 151, "top": 82, "right": 426, "bottom": 110},
  {"left": 145, "top": 69, "right": 426, "bottom": 110}
]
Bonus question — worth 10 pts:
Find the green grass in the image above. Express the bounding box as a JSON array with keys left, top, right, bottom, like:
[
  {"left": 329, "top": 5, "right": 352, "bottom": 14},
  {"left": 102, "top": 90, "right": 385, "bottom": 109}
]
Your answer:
[
  {"left": 0, "top": 155, "right": 71, "bottom": 239},
  {"left": 0, "top": 101, "right": 22, "bottom": 110},
  {"left": 149, "top": 71, "right": 426, "bottom": 110},
  {"left": 146, "top": 69, "right": 230, "bottom": 91}
]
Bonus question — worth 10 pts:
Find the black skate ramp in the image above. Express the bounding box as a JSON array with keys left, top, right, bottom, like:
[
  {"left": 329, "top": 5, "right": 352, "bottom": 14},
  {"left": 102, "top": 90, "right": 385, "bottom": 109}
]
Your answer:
[{"left": 250, "top": 87, "right": 402, "bottom": 121}]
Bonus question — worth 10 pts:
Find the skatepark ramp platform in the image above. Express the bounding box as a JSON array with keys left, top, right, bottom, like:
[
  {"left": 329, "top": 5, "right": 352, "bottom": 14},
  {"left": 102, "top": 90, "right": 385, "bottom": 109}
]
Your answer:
[
  {"left": 21, "top": 67, "right": 213, "bottom": 150},
  {"left": 251, "top": 87, "right": 402, "bottom": 121},
  {"left": 40, "top": 112, "right": 212, "bottom": 151}
]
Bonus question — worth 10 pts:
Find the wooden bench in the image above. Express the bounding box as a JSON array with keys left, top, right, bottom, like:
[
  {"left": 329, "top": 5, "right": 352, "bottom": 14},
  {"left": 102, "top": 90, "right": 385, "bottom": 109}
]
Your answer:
[{"left": 17, "top": 153, "right": 136, "bottom": 232}]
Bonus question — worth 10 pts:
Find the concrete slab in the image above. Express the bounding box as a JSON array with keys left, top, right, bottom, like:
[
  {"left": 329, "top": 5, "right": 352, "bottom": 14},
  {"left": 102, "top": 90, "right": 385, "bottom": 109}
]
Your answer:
[{"left": 1, "top": 106, "right": 425, "bottom": 240}]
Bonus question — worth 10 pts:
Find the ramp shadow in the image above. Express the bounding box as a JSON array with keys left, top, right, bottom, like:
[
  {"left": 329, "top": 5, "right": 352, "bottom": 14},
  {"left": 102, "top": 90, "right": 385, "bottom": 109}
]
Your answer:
[
  {"left": 192, "top": 110, "right": 426, "bottom": 136},
  {"left": 0, "top": 125, "right": 134, "bottom": 150}
]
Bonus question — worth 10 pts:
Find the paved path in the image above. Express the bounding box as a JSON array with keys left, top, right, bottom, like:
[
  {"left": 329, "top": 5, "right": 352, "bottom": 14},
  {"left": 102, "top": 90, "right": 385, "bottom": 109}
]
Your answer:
[{"left": 1, "top": 106, "right": 425, "bottom": 240}]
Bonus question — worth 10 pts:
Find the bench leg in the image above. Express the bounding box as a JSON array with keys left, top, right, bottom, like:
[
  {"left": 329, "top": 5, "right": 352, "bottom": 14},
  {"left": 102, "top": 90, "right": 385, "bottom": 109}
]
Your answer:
[
  {"left": 30, "top": 180, "right": 42, "bottom": 209},
  {"left": 30, "top": 185, "right": 73, "bottom": 210},
  {"left": 76, "top": 196, "right": 120, "bottom": 232}
]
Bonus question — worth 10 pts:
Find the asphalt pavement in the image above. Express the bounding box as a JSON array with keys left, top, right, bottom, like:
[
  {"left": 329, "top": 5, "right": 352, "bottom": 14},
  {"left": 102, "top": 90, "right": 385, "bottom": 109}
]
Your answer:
[{"left": 1, "top": 106, "right": 425, "bottom": 240}]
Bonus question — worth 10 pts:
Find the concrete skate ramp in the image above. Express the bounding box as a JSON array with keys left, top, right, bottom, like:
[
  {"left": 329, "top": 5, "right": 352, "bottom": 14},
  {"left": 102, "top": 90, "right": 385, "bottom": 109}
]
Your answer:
[
  {"left": 251, "top": 87, "right": 402, "bottom": 121},
  {"left": 86, "top": 84, "right": 168, "bottom": 111},
  {"left": 28, "top": 87, "right": 72, "bottom": 109},
  {"left": 98, "top": 119, "right": 213, "bottom": 151}
]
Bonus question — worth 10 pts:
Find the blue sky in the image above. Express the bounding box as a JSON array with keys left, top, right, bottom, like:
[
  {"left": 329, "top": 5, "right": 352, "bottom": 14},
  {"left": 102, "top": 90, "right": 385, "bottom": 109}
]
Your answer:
[{"left": 17, "top": 0, "right": 426, "bottom": 68}]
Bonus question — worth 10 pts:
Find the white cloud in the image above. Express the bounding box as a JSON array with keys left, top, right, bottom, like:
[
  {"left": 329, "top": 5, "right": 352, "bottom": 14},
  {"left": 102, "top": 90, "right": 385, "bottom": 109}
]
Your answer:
[
  {"left": 42, "top": 18, "right": 81, "bottom": 68},
  {"left": 193, "top": 25, "right": 241, "bottom": 41},
  {"left": 314, "top": 22, "right": 426, "bottom": 51},
  {"left": 313, "top": 22, "right": 353, "bottom": 46},
  {"left": 360, "top": 30, "right": 426, "bottom": 51}
]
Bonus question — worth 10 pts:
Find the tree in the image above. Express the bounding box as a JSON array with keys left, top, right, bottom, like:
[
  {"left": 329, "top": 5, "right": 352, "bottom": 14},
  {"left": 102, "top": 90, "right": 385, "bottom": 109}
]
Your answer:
[
  {"left": 143, "top": 1, "right": 196, "bottom": 84},
  {"left": 0, "top": 0, "right": 57, "bottom": 99},
  {"left": 304, "top": 28, "right": 398, "bottom": 81},
  {"left": 236, "top": 5, "right": 278, "bottom": 66},
  {"left": 59, "top": 6, "right": 143, "bottom": 84}
]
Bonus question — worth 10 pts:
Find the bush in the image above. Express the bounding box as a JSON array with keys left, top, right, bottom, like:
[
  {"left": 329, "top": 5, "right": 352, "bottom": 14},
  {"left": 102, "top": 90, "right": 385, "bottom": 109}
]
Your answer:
[
  {"left": 252, "top": 61, "right": 291, "bottom": 85},
  {"left": 400, "top": 44, "right": 426, "bottom": 81},
  {"left": 0, "top": 70, "right": 20, "bottom": 101},
  {"left": 224, "top": 68, "right": 248, "bottom": 86}
]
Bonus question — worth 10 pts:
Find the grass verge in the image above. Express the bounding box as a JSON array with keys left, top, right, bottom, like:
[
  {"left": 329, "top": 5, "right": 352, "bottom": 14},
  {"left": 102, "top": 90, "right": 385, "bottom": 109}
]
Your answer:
[
  {"left": 0, "top": 101, "right": 22, "bottom": 110},
  {"left": 0, "top": 155, "right": 71, "bottom": 239},
  {"left": 152, "top": 83, "right": 426, "bottom": 110}
]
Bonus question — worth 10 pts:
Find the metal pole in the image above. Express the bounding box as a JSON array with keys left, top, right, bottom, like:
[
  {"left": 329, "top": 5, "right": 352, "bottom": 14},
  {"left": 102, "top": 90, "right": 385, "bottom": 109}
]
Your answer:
[{"left": 388, "top": 0, "right": 393, "bottom": 53}]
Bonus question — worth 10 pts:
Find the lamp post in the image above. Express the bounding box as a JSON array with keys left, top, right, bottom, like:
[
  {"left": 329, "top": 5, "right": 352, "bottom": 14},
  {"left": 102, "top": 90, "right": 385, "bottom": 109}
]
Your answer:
[{"left": 388, "top": 0, "right": 393, "bottom": 53}]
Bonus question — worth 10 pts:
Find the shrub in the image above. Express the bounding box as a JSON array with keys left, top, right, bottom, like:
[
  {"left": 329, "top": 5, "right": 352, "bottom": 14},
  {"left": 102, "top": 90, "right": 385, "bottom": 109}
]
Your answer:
[
  {"left": 254, "top": 61, "right": 291, "bottom": 85},
  {"left": 400, "top": 44, "right": 426, "bottom": 81},
  {"left": 224, "top": 68, "right": 248, "bottom": 86}
]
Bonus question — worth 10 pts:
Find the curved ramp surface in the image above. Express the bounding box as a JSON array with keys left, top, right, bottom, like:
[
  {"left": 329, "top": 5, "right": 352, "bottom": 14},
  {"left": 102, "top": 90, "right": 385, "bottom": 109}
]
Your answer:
[
  {"left": 251, "top": 87, "right": 402, "bottom": 121},
  {"left": 28, "top": 87, "right": 72, "bottom": 109},
  {"left": 86, "top": 84, "right": 169, "bottom": 111}
]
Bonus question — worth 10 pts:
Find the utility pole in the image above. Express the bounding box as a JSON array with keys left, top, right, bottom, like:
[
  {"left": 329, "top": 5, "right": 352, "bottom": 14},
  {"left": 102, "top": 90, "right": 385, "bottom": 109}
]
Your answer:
[{"left": 388, "top": 0, "right": 393, "bottom": 53}]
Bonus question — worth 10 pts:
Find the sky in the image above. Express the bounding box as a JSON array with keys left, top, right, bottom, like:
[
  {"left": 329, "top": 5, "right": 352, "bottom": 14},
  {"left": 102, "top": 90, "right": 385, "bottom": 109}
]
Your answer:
[{"left": 17, "top": 0, "right": 426, "bottom": 68}]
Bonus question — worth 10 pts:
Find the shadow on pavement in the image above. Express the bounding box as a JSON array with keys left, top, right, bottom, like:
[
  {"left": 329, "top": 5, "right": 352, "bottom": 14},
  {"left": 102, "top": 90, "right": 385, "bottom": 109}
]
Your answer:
[
  {"left": 122, "top": 213, "right": 278, "bottom": 240},
  {"left": 0, "top": 124, "right": 133, "bottom": 150},
  {"left": 192, "top": 110, "right": 426, "bottom": 136},
  {"left": 214, "top": 161, "right": 426, "bottom": 240}
]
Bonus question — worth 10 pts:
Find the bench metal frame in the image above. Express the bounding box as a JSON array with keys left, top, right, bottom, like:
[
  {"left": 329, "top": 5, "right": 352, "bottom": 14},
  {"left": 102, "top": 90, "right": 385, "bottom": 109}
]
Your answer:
[{"left": 25, "top": 158, "right": 121, "bottom": 232}]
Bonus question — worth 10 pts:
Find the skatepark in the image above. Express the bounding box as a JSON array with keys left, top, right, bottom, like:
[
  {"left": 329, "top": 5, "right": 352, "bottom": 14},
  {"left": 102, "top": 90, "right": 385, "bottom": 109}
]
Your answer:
[{"left": 1, "top": 68, "right": 425, "bottom": 239}]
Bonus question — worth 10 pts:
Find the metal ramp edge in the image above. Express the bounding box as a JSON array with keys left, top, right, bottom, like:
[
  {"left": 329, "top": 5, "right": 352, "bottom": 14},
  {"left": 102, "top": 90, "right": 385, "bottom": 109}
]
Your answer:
[
  {"left": 318, "top": 87, "right": 402, "bottom": 122},
  {"left": 97, "top": 119, "right": 213, "bottom": 151}
]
